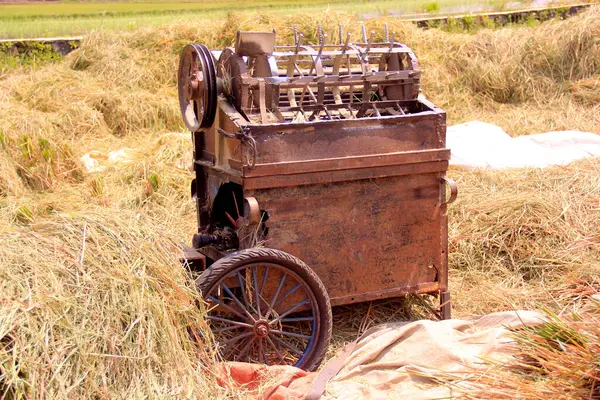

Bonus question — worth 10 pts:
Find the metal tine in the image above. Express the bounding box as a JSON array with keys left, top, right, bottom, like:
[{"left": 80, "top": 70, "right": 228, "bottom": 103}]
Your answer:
[
  {"left": 294, "top": 32, "right": 303, "bottom": 55},
  {"left": 301, "top": 31, "right": 326, "bottom": 117},
  {"left": 358, "top": 30, "right": 375, "bottom": 69},
  {"left": 293, "top": 25, "right": 298, "bottom": 46},
  {"left": 388, "top": 32, "right": 396, "bottom": 52},
  {"left": 309, "top": 33, "right": 327, "bottom": 76},
  {"left": 343, "top": 32, "right": 352, "bottom": 75},
  {"left": 338, "top": 24, "right": 343, "bottom": 45},
  {"left": 366, "top": 30, "right": 375, "bottom": 53},
  {"left": 372, "top": 103, "right": 381, "bottom": 117},
  {"left": 342, "top": 32, "right": 351, "bottom": 54},
  {"left": 384, "top": 23, "right": 389, "bottom": 42},
  {"left": 288, "top": 32, "right": 317, "bottom": 114},
  {"left": 361, "top": 25, "right": 367, "bottom": 43},
  {"left": 317, "top": 25, "right": 323, "bottom": 45}
]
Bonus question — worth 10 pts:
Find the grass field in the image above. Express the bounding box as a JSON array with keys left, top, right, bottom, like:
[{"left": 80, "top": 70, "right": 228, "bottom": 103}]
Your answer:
[
  {"left": 0, "top": 0, "right": 578, "bottom": 38},
  {"left": 0, "top": 6, "right": 599, "bottom": 399}
]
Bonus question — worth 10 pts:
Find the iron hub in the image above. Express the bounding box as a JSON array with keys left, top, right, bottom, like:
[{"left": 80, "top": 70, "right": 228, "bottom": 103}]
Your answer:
[{"left": 253, "top": 320, "right": 270, "bottom": 338}]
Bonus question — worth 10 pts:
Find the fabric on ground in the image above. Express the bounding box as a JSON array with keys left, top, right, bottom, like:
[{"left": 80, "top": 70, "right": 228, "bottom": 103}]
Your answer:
[
  {"left": 214, "top": 310, "right": 545, "bottom": 399},
  {"left": 215, "top": 363, "right": 314, "bottom": 400},
  {"left": 80, "top": 148, "right": 134, "bottom": 172},
  {"left": 447, "top": 121, "right": 600, "bottom": 169}
]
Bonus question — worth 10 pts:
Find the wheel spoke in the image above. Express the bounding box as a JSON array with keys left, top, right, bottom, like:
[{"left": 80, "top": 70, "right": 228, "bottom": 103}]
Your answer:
[
  {"left": 237, "top": 271, "right": 258, "bottom": 315},
  {"left": 266, "top": 336, "right": 286, "bottom": 364},
  {"left": 270, "top": 299, "right": 310, "bottom": 325},
  {"left": 260, "top": 266, "right": 269, "bottom": 296},
  {"left": 270, "top": 335, "right": 304, "bottom": 356},
  {"left": 207, "top": 295, "right": 247, "bottom": 321},
  {"left": 273, "top": 283, "right": 302, "bottom": 310},
  {"left": 264, "top": 272, "right": 287, "bottom": 319},
  {"left": 220, "top": 282, "right": 256, "bottom": 322},
  {"left": 208, "top": 315, "right": 253, "bottom": 329},
  {"left": 257, "top": 338, "right": 265, "bottom": 364},
  {"left": 222, "top": 333, "right": 252, "bottom": 360},
  {"left": 280, "top": 316, "right": 314, "bottom": 323},
  {"left": 214, "top": 324, "right": 245, "bottom": 334},
  {"left": 219, "top": 331, "right": 253, "bottom": 352},
  {"left": 237, "top": 337, "right": 256, "bottom": 362},
  {"left": 253, "top": 267, "right": 262, "bottom": 319},
  {"left": 271, "top": 329, "right": 312, "bottom": 340}
]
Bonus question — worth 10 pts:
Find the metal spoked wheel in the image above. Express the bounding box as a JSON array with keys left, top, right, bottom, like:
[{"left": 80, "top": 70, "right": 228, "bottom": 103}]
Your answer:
[
  {"left": 197, "top": 248, "right": 332, "bottom": 371},
  {"left": 177, "top": 43, "right": 217, "bottom": 132}
]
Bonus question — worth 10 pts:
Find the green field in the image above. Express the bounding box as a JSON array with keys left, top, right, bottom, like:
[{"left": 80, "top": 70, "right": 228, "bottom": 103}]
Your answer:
[{"left": 0, "top": 0, "right": 554, "bottom": 38}]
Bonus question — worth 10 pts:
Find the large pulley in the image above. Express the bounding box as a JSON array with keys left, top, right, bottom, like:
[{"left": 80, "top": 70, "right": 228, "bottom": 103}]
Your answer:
[{"left": 178, "top": 44, "right": 217, "bottom": 132}]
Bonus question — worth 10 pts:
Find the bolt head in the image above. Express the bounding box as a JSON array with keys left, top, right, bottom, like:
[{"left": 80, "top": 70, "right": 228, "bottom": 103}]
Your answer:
[{"left": 254, "top": 322, "right": 269, "bottom": 337}]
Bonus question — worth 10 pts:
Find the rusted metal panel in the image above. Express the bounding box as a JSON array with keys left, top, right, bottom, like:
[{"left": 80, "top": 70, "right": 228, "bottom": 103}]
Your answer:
[
  {"left": 243, "top": 160, "right": 448, "bottom": 190},
  {"left": 246, "top": 172, "right": 445, "bottom": 305},
  {"left": 244, "top": 149, "right": 450, "bottom": 178},
  {"left": 246, "top": 113, "right": 444, "bottom": 165},
  {"left": 334, "top": 282, "right": 440, "bottom": 306}
]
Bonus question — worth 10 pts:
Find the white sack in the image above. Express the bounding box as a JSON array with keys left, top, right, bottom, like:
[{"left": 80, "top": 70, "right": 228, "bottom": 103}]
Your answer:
[{"left": 447, "top": 121, "right": 600, "bottom": 169}]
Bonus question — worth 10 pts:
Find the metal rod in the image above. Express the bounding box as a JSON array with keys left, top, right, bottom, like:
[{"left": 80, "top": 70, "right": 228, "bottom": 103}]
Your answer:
[
  {"left": 385, "top": 23, "right": 389, "bottom": 42},
  {"left": 361, "top": 25, "right": 367, "bottom": 42},
  {"left": 338, "top": 24, "right": 343, "bottom": 45}
]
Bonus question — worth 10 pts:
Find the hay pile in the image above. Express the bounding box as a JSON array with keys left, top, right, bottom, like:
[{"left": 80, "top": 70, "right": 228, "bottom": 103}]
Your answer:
[
  {"left": 460, "top": 307, "right": 600, "bottom": 399},
  {"left": 449, "top": 160, "right": 600, "bottom": 315},
  {"left": 0, "top": 212, "right": 218, "bottom": 398},
  {"left": 0, "top": 7, "right": 599, "bottom": 398}
]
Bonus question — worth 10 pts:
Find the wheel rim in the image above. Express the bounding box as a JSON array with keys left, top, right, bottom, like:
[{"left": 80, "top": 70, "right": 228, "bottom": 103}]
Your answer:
[{"left": 204, "top": 262, "right": 320, "bottom": 368}]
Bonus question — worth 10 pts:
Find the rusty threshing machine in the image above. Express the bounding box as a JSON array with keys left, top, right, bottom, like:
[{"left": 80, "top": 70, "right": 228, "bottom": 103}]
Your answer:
[{"left": 178, "top": 26, "right": 457, "bottom": 371}]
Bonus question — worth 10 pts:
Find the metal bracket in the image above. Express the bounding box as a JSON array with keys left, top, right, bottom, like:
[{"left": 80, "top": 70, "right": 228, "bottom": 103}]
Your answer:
[
  {"left": 216, "top": 126, "right": 257, "bottom": 168},
  {"left": 440, "top": 176, "right": 458, "bottom": 206}
]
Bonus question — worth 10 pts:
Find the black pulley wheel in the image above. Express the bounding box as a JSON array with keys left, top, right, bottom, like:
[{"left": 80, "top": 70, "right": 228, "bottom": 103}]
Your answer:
[
  {"left": 178, "top": 44, "right": 217, "bottom": 132},
  {"left": 197, "top": 248, "right": 332, "bottom": 371}
]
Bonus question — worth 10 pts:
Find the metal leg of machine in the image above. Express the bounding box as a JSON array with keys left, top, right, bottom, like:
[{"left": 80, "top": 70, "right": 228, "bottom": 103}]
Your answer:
[{"left": 439, "top": 291, "right": 452, "bottom": 320}]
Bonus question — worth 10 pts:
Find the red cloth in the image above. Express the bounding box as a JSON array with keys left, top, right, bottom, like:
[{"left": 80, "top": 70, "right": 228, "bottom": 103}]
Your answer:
[{"left": 215, "top": 362, "right": 316, "bottom": 399}]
